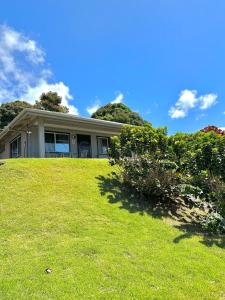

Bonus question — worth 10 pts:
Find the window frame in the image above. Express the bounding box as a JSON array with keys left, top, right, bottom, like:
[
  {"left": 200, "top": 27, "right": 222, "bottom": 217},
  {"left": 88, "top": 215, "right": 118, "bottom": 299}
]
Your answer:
[
  {"left": 45, "top": 131, "right": 70, "bottom": 154},
  {"left": 10, "top": 135, "right": 22, "bottom": 158},
  {"left": 97, "top": 136, "right": 109, "bottom": 156}
]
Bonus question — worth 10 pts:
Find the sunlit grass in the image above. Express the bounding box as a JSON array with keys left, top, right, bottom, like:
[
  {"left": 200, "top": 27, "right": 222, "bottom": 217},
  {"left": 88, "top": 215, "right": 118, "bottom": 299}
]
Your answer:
[{"left": 0, "top": 159, "right": 224, "bottom": 299}]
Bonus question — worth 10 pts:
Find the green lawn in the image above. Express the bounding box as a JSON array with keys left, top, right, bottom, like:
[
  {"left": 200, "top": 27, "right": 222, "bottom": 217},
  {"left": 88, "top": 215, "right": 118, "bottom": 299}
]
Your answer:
[{"left": 0, "top": 159, "right": 224, "bottom": 300}]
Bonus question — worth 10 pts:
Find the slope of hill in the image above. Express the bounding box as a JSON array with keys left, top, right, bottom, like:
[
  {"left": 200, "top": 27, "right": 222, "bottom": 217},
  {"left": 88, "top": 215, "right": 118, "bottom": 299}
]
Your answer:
[{"left": 0, "top": 159, "right": 224, "bottom": 299}]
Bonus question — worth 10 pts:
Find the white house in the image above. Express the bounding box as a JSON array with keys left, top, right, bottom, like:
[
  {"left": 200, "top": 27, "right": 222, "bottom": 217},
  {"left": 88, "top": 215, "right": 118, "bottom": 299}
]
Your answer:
[{"left": 0, "top": 109, "right": 123, "bottom": 159}]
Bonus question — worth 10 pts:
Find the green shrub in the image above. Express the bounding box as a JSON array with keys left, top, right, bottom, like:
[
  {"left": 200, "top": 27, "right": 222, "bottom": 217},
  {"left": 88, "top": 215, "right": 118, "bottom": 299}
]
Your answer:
[
  {"left": 109, "top": 124, "right": 168, "bottom": 163},
  {"left": 201, "top": 212, "right": 225, "bottom": 234},
  {"left": 119, "top": 156, "right": 181, "bottom": 201},
  {"left": 109, "top": 125, "right": 225, "bottom": 234}
]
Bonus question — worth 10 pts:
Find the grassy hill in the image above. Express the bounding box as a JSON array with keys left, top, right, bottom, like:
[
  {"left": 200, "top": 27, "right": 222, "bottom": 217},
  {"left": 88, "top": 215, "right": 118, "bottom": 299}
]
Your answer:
[{"left": 0, "top": 159, "right": 225, "bottom": 300}]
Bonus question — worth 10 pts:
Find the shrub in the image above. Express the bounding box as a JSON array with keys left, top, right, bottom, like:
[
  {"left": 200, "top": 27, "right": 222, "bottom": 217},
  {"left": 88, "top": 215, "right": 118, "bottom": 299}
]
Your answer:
[
  {"left": 109, "top": 124, "right": 225, "bottom": 234},
  {"left": 118, "top": 156, "right": 181, "bottom": 201},
  {"left": 109, "top": 124, "right": 168, "bottom": 163},
  {"left": 201, "top": 212, "right": 225, "bottom": 234}
]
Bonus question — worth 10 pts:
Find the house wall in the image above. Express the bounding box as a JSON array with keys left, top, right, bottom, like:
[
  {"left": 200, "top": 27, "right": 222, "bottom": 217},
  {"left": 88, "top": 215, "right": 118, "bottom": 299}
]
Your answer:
[
  {"left": 0, "top": 131, "right": 27, "bottom": 159},
  {"left": 0, "top": 127, "right": 117, "bottom": 159},
  {"left": 28, "top": 126, "right": 39, "bottom": 158},
  {"left": 44, "top": 126, "right": 113, "bottom": 158},
  {"left": 0, "top": 115, "right": 122, "bottom": 159}
]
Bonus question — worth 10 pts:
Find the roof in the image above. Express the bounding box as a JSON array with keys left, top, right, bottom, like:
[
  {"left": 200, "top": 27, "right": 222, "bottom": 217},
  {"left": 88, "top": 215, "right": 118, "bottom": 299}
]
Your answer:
[{"left": 0, "top": 108, "right": 124, "bottom": 141}]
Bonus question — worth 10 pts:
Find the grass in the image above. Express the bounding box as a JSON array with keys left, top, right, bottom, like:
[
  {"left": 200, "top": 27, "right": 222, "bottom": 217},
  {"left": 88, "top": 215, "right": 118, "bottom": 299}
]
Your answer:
[{"left": 0, "top": 158, "right": 225, "bottom": 300}]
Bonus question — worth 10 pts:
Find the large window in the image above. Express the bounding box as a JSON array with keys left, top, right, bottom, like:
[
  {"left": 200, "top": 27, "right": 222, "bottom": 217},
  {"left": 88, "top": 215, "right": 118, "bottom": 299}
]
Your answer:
[
  {"left": 97, "top": 137, "right": 109, "bottom": 156},
  {"left": 10, "top": 135, "right": 21, "bottom": 158},
  {"left": 45, "top": 132, "right": 70, "bottom": 154}
]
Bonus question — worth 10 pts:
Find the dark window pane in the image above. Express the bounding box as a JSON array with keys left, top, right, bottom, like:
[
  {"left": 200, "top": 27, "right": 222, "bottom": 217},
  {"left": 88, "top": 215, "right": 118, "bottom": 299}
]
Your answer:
[
  {"left": 45, "top": 133, "right": 54, "bottom": 143},
  {"left": 45, "top": 133, "right": 55, "bottom": 152},
  {"left": 56, "top": 134, "right": 69, "bottom": 144},
  {"left": 18, "top": 137, "right": 21, "bottom": 157},
  {"left": 10, "top": 136, "right": 21, "bottom": 158},
  {"left": 98, "top": 137, "right": 108, "bottom": 155}
]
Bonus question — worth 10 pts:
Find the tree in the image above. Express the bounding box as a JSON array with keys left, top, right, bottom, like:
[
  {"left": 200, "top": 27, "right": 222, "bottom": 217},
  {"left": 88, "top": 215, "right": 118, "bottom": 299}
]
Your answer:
[
  {"left": 201, "top": 125, "right": 224, "bottom": 135},
  {"left": 0, "top": 100, "right": 32, "bottom": 128},
  {"left": 91, "top": 103, "right": 149, "bottom": 126},
  {"left": 34, "top": 91, "right": 69, "bottom": 113}
]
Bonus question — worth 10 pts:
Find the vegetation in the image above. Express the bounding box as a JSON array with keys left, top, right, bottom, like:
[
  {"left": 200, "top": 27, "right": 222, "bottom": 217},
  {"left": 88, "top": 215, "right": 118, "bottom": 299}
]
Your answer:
[
  {"left": 91, "top": 103, "right": 148, "bottom": 126},
  {"left": 110, "top": 125, "right": 225, "bottom": 233},
  {"left": 34, "top": 91, "right": 69, "bottom": 113},
  {"left": 0, "top": 92, "right": 68, "bottom": 128},
  {"left": 201, "top": 125, "right": 224, "bottom": 135},
  {"left": 0, "top": 100, "right": 32, "bottom": 128},
  {"left": 0, "top": 159, "right": 224, "bottom": 299}
]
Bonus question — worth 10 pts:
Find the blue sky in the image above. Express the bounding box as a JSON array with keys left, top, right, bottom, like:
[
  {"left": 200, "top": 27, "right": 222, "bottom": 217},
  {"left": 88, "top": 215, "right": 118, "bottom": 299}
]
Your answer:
[{"left": 0, "top": 0, "right": 225, "bottom": 133}]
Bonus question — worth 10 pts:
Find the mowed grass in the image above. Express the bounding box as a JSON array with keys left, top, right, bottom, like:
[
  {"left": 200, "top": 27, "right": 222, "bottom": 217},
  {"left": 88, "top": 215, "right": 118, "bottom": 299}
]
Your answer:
[{"left": 0, "top": 159, "right": 225, "bottom": 300}]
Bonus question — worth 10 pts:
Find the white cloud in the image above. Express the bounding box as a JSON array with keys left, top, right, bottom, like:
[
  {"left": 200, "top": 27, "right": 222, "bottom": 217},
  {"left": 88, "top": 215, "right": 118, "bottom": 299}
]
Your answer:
[
  {"left": 169, "top": 89, "right": 218, "bottom": 119},
  {"left": 0, "top": 25, "right": 78, "bottom": 114},
  {"left": 111, "top": 92, "right": 124, "bottom": 104},
  {"left": 86, "top": 101, "right": 100, "bottom": 115},
  {"left": 199, "top": 94, "right": 217, "bottom": 110},
  {"left": 21, "top": 80, "right": 78, "bottom": 115},
  {"left": 86, "top": 91, "right": 124, "bottom": 116},
  {"left": 169, "top": 108, "right": 186, "bottom": 119}
]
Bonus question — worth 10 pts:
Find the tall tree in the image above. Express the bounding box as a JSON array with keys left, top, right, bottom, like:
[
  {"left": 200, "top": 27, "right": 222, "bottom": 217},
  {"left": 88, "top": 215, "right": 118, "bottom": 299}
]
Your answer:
[
  {"left": 34, "top": 91, "right": 69, "bottom": 113},
  {"left": 0, "top": 100, "right": 32, "bottom": 129},
  {"left": 91, "top": 103, "right": 149, "bottom": 126}
]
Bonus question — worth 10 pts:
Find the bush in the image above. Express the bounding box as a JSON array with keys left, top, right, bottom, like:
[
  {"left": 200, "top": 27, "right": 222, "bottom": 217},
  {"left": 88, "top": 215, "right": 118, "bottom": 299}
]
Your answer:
[
  {"left": 201, "top": 212, "right": 225, "bottom": 234},
  {"left": 109, "top": 124, "right": 168, "bottom": 163},
  {"left": 109, "top": 125, "right": 225, "bottom": 234},
  {"left": 120, "top": 156, "right": 181, "bottom": 201}
]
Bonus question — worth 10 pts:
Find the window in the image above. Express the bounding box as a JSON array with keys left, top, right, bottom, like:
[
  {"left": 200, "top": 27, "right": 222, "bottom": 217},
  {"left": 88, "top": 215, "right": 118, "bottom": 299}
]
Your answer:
[
  {"left": 97, "top": 137, "right": 109, "bottom": 155},
  {"left": 0, "top": 144, "right": 5, "bottom": 154},
  {"left": 56, "top": 134, "right": 70, "bottom": 153},
  {"left": 10, "top": 136, "right": 21, "bottom": 158},
  {"left": 45, "top": 132, "right": 70, "bottom": 153}
]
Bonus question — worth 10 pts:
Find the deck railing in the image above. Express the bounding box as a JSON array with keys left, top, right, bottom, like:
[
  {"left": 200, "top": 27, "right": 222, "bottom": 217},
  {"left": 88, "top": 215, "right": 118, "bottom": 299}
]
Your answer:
[{"left": 45, "top": 152, "right": 78, "bottom": 158}]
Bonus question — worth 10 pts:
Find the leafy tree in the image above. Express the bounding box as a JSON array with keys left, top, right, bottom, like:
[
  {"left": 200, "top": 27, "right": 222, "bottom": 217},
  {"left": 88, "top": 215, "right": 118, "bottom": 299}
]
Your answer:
[
  {"left": 91, "top": 103, "right": 149, "bottom": 126},
  {"left": 0, "top": 100, "right": 32, "bottom": 128},
  {"left": 34, "top": 91, "right": 69, "bottom": 113},
  {"left": 0, "top": 92, "right": 69, "bottom": 128}
]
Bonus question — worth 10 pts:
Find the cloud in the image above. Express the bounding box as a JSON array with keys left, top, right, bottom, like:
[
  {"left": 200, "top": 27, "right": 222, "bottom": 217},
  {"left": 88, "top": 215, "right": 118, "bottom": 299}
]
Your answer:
[
  {"left": 86, "top": 91, "right": 124, "bottom": 116},
  {"left": 0, "top": 25, "right": 78, "bottom": 114},
  {"left": 111, "top": 92, "right": 124, "bottom": 104},
  {"left": 169, "top": 89, "right": 217, "bottom": 119},
  {"left": 22, "top": 80, "right": 78, "bottom": 115},
  {"left": 199, "top": 94, "right": 217, "bottom": 110},
  {"left": 86, "top": 101, "right": 100, "bottom": 115}
]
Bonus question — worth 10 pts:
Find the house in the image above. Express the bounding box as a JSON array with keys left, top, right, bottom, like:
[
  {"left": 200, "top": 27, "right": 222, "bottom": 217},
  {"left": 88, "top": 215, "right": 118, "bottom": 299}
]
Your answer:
[{"left": 0, "top": 109, "right": 123, "bottom": 159}]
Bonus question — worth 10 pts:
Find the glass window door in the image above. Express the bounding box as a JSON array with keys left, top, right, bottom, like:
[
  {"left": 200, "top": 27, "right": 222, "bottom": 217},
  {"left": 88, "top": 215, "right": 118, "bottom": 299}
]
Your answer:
[
  {"left": 10, "top": 136, "right": 21, "bottom": 158},
  {"left": 97, "top": 137, "right": 109, "bottom": 156},
  {"left": 45, "top": 132, "right": 70, "bottom": 155},
  {"left": 77, "top": 134, "right": 91, "bottom": 158}
]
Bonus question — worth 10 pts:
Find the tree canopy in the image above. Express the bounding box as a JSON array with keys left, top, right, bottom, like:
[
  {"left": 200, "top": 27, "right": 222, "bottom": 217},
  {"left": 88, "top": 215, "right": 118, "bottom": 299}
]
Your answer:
[
  {"left": 0, "top": 100, "right": 32, "bottom": 129},
  {"left": 0, "top": 91, "right": 69, "bottom": 128},
  {"left": 91, "top": 103, "right": 148, "bottom": 126},
  {"left": 34, "top": 91, "right": 69, "bottom": 113}
]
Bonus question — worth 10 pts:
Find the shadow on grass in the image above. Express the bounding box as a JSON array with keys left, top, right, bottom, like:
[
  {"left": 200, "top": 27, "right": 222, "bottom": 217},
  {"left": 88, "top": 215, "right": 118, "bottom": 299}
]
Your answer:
[{"left": 96, "top": 172, "right": 225, "bottom": 249}]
